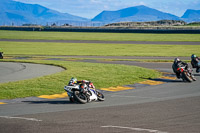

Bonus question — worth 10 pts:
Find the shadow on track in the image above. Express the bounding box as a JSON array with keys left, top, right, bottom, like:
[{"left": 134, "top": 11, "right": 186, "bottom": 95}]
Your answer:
[
  {"left": 150, "top": 78, "right": 183, "bottom": 83},
  {"left": 194, "top": 74, "right": 200, "bottom": 76},
  {"left": 23, "top": 100, "right": 103, "bottom": 104},
  {"left": 23, "top": 100, "right": 74, "bottom": 104}
]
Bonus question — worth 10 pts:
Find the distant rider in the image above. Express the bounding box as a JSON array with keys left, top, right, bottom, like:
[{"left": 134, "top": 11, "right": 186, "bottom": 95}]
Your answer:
[
  {"left": 191, "top": 54, "right": 200, "bottom": 73},
  {"left": 172, "top": 58, "right": 196, "bottom": 81}
]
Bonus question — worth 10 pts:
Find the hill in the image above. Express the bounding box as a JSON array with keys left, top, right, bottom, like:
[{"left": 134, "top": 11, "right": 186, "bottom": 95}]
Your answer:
[
  {"left": 92, "top": 5, "right": 181, "bottom": 23},
  {"left": 181, "top": 9, "right": 200, "bottom": 22},
  {"left": 0, "top": 0, "right": 88, "bottom": 26},
  {"left": 1, "top": 0, "right": 200, "bottom": 26}
]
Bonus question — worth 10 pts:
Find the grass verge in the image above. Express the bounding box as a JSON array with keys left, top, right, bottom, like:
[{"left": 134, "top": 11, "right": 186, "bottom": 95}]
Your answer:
[
  {"left": 1, "top": 41, "right": 200, "bottom": 57},
  {"left": 0, "top": 60, "right": 161, "bottom": 99},
  {"left": 0, "top": 30, "right": 200, "bottom": 41}
]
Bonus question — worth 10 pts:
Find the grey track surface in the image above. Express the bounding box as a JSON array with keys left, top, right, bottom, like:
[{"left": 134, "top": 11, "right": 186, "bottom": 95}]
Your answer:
[
  {"left": 1, "top": 39, "right": 200, "bottom": 45},
  {"left": 1, "top": 59, "right": 200, "bottom": 133},
  {"left": 20, "top": 55, "right": 191, "bottom": 60},
  {"left": 0, "top": 62, "right": 64, "bottom": 83}
]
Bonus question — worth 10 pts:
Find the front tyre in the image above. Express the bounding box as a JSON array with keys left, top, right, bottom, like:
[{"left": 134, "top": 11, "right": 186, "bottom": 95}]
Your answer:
[
  {"left": 73, "top": 91, "right": 87, "bottom": 104},
  {"left": 182, "top": 71, "right": 193, "bottom": 82},
  {"left": 96, "top": 90, "right": 105, "bottom": 101}
]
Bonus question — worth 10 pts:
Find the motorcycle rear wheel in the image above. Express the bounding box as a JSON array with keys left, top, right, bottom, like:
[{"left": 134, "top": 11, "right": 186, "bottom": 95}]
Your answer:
[{"left": 73, "top": 91, "right": 87, "bottom": 104}]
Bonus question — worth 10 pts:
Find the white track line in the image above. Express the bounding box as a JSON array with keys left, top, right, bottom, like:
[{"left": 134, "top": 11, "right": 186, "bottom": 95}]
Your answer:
[
  {"left": 101, "top": 125, "right": 168, "bottom": 133},
  {"left": 0, "top": 116, "right": 42, "bottom": 122}
]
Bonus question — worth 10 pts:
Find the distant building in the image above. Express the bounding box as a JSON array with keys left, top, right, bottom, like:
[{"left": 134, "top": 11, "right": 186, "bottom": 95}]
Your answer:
[
  {"left": 105, "top": 20, "right": 187, "bottom": 27},
  {"left": 22, "top": 24, "right": 40, "bottom": 26}
]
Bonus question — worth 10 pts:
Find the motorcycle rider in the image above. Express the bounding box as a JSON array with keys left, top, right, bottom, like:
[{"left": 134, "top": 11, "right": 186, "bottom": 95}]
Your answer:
[
  {"left": 68, "top": 77, "right": 78, "bottom": 86},
  {"left": 191, "top": 54, "right": 200, "bottom": 73},
  {"left": 68, "top": 77, "right": 95, "bottom": 92},
  {"left": 68, "top": 77, "right": 95, "bottom": 88},
  {"left": 172, "top": 58, "right": 196, "bottom": 81}
]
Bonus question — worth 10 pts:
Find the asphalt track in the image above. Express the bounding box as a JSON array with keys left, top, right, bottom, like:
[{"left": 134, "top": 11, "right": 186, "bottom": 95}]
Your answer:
[
  {"left": 0, "top": 62, "right": 64, "bottom": 83},
  {"left": 0, "top": 59, "right": 200, "bottom": 133},
  {"left": 0, "top": 39, "right": 200, "bottom": 132},
  {"left": 1, "top": 39, "right": 200, "bottom": 45}
]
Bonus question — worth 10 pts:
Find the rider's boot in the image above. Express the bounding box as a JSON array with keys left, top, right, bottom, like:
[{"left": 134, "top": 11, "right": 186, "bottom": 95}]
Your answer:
[{"left": 176, "top": 73, "right": 181, "bottom": 79}]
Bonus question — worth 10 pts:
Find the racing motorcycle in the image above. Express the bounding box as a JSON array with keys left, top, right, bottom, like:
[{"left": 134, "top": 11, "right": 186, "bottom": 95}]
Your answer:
[
  {"left": 64, "top": 82, "right": 105, "bottom": 104},
  {"left": 177, "top": 66, "right": 194, "bottom": 82},
  {"left": 0, "top": 52, "right": 3, "bottom": 59}
]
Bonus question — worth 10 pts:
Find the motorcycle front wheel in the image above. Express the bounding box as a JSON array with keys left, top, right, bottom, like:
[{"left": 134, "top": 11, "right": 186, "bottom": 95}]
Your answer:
[
  {"left": 182, "top": 71, "right": 193, "bottom": 82},
  {"left": 96, "top": 90, "right": 105, "bottom": 101},
  {"left": 73, "top": 91, "right": 87, "bottom": 104}
]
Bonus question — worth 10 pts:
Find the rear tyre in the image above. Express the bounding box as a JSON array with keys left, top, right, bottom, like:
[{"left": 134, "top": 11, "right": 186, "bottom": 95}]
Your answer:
[{"left": 73, "top": 91, "right": 87, "bottom": 104}]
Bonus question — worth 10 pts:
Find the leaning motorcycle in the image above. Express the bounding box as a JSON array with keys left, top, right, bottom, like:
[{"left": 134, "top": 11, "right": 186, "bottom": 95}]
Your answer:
[
  {"left": 64, "top": 83, "right": 105, "bottom": 104},
  {"left": 177, "top": 66, "right": 194, "bottom": 82}
]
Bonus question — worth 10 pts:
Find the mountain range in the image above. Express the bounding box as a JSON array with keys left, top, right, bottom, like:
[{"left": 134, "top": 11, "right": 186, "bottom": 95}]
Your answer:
[
  {"left": 92, "top": 5, "right": 181, "bottom": 22},
  {"left": 181, "top": 9, "right": 200, "bottom": 22},
  {"left": 0, "top": 0, "right": 200, "bottom": 26},
  {"left": 0, "top": 0, "right": 88, "bottom": 26}
]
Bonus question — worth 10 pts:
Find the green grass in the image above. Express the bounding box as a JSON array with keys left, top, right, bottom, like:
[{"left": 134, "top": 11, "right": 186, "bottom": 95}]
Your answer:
[
  {"left": 0, "top": 30, "right": 200, "bottom": 41},
  {"left": 1, "top": 41, "right": 200, "bottom": 57},
  {"left": 0, "top": 60, "right": 160, "bottom": 99}
]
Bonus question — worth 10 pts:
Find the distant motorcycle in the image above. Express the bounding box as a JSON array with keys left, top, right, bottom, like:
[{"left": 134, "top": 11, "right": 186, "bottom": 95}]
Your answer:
[
  {"left": 0, "top": 52, "right": 3, "bottom": 59},
  {"left": 177, "top": 66, "right": 194, "bottom": 82},
  {"left": 64, "top": 83, "right": 105, "bottom": 104}
]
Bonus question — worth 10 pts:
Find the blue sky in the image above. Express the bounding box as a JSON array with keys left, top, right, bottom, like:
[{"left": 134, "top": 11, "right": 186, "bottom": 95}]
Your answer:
[{"left": 14, "top": 0, "right": 200, "bottom": 18}]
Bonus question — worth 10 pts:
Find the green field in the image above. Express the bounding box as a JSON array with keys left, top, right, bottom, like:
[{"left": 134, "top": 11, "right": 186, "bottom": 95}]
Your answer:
[
  {"left": 0, "top": 30, "right": 200, "bottom": 41},
  {"left": 0, "top": 30, "right": 200, "bottom": 99},
  {"left": 0, "top": 41, "right": 200, "bottom": 57}
]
